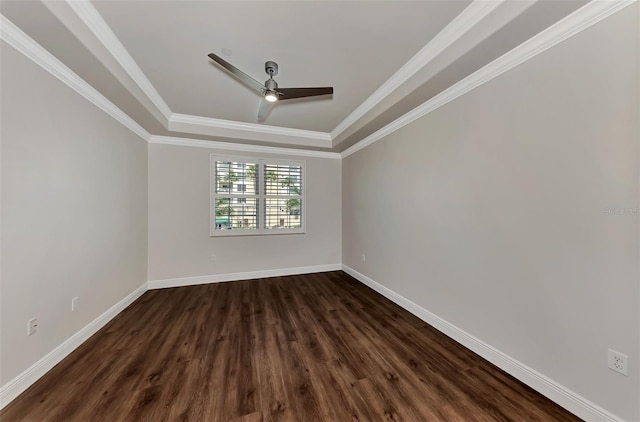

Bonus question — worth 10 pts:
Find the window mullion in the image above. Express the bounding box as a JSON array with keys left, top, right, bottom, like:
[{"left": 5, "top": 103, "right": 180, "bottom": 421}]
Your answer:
[{"left": 259, "top": 161, "right": 264, "bottom": 233}]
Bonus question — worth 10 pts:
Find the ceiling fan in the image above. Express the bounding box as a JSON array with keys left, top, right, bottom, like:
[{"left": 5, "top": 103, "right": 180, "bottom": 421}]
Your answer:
[{"left": 208, "top": 53, "right": 333, "bottom": 121}]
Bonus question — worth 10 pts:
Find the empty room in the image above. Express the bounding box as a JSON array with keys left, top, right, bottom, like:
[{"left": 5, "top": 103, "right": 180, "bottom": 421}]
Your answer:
[{"left": 1, "top": 0, "right": 638, "bottom": 420}]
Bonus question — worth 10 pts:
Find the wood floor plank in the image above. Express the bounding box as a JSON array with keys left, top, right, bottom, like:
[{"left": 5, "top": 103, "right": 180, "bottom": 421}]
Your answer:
[{"left": 1, "top": 271, "right": 582, "bottom": 421}]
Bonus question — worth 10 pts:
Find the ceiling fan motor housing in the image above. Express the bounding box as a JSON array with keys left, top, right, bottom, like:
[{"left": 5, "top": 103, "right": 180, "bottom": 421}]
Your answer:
[{"left": 265, "top": 78, "right": 278, "bottom": 91}]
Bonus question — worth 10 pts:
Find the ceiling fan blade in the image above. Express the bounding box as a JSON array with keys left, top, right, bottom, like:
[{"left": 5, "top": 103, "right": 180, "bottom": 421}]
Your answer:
[
  {"left": 277, "top": 87, "right": 333, "bottom": 100},
  {"left": 208, "top": 53, "right": 264, "bottom": 94},
  {"left": 257, "top": 99, "right": 274, "bottom": 122}
]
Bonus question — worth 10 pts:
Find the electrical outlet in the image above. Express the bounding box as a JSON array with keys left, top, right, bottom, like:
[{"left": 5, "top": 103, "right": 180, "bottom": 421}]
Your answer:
[
  {"left": 362, "top": 254, "right": 366, "bottom": 262},
  {"left": 27, "top": 318, "right": 38, "bottom": 336},
  {"left": 608, "top": 349, "right": 628, "bottom": 375},
  {"left": 72, "top": 296, "right": 79, "bottom": 312}
]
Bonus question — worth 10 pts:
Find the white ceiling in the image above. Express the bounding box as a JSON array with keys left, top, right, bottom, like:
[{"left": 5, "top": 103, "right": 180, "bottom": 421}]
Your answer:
[
  {"left": 0, "top": 0, "right": 588, "bottom": 151},
  {"left": 94, "top": 1, "right": 468, "bottom": 132}
]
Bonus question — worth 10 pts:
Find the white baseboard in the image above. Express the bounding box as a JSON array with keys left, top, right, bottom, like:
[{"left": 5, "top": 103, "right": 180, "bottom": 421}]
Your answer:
[
  {"left": 341, "top": 264, "right": 622, "bottom": 422},
  {"left": 0, "top": 282, "right": 148, "bottom": 409},
  {"left": 147, "top": 263, "right": 342, "bottom": 289},
  {"left": 5, "top": 264, "right": 615, "bottom": 420},
  {"left": 0, "top": 264, "right": 341, "bottom": 410}
]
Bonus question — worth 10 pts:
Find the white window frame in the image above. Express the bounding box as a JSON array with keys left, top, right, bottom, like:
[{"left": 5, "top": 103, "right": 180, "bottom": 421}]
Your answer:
[{"left": 210, "top": 155, "right": 306, "bottom": 236}]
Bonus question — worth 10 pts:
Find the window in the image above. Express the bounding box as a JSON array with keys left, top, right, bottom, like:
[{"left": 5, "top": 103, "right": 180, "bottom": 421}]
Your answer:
[
  {"left": 264, "top": 163, "right": 303, "bottom": 230},
  {"left": 211, "top": 155, "right": 304, "bottom": 236}
]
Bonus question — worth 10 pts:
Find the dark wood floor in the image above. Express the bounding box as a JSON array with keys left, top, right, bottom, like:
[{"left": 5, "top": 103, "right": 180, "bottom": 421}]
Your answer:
[{"left": 2, "top": 271, "right": 580, "bottom": 421}]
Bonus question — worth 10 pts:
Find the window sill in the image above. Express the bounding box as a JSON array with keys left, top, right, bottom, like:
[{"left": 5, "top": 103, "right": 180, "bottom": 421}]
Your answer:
[{"left": 210, "top": 228, "right": 306, "bottom": 237}]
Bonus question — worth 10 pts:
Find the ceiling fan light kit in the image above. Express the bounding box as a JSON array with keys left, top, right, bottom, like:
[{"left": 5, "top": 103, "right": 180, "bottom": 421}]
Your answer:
[
  {"left": 264, "top": 91, "right": 279, "bottom": 102},
  {"left": 208, "top": 53, "right": 333, "bottom": 120}
]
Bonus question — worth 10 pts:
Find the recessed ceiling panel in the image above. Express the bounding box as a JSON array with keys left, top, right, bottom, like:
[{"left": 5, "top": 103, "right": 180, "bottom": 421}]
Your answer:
[{"left": 93, "top": 0, "right": 471, "bottom": 132}]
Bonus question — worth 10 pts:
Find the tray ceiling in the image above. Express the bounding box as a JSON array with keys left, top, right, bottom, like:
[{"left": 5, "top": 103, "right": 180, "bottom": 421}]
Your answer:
[{"left": 1, "top": 0, "right": 588, "bottom": 151}]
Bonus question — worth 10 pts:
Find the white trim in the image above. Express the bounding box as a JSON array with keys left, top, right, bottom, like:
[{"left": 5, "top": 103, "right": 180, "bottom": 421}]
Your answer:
[
  {"left": 0, "top": 14, "right": 151, "bottom": 143},
  {"left": 0, "top": 14, "right": 340, "bottom": 157},
  {"left": 169, "top": 114, "right": 332, "bottom": 148},
  {"left": 0, "top": 264, "right": 340, "bottom": 409},
  {"left": 341, "top": 265, "right": 623, "bottom": 422},
  {"left": 170, "top": 114, "right": 331, "bottom": 141},
  {"left": 340, "top": 0, "right": 637, "bottom": 159},
  {"left": 4, "top": 1, "right": 632, "bottom": 157},
  {"left": 148, "top": 264, "right": 342, "bottom": 290},
  {"left": 0, "top": 282, "right": 148, "bottom": 409},
  {"left": 149, "top": 136, "right": 341, "bottom": 159},
  {"left": 0, "top": 12, "right": 333, "bottom": 151},
  {"left": 62, "top": 0, "right": 333, "bottom": 147},
  {"left": 330, "top": 0, "right": 505, "bottom": 140},
  {"left": 0, "top": 262, "right": 626, "bottom": 420},
  {"left": 64, "top": 0, "right": 172, "bottom": 120}
]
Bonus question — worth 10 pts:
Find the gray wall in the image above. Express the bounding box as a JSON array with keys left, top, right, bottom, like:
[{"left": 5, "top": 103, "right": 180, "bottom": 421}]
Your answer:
[
  {"left": 342, "top": 6, "right": 639, "bottom": 421},
  {"left": 1, "top": 44, "right": 148, "bottom": 384},
  {"left": 147, "top": 144, "right": 341, "bottom": 281},
  {"left": 1, "top": 3, "right": 638, "bottom": 420}
]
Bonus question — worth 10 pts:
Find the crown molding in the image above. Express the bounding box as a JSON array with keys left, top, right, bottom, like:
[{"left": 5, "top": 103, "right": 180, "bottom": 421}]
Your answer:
[
  {"left": 330, "top": 0, "right": 505, "bottom": 141},
  {"left": 4, "top": 0, "right": 633, "bottom": 159},
  {"left": 64, "top": 0, "right": 172, "bottom": 121},
  {"left": 341, "top": 0, "right": 637, "bottom": 159},
  {"left": 149, "top": 135, "right": 341, "bottom": 159},
  {"left": 0, "top": 14, "right": 151, "bottom": 142},
  {"left": 169, "top": 113, "right": 333, "bottom": 148},
  {"left": 0, "top": 14, "right": 336, "bottom": 156},
  {"left": 169, "top": 113, "right": 331, "bottom": 140},
  {"left": 60, "top": 0, "right": 333, "bottom": 148}
]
